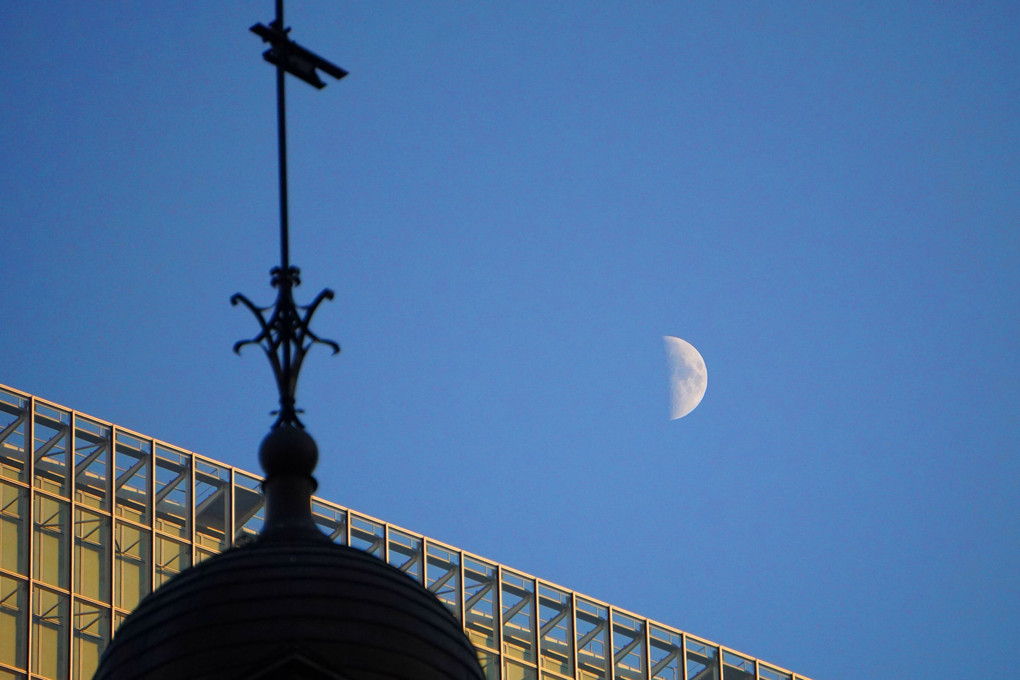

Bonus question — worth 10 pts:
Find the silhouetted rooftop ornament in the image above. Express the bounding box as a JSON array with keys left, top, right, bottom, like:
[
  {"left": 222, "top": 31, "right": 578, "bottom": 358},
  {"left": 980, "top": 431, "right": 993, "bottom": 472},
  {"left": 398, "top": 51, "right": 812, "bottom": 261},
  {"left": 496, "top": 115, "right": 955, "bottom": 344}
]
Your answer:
[
  {"left": 232, "top": 0, "right": 344, "bottom": 431},
  {"left": 251, "top": 21, "right": 349, "bottom": 89},
  {"left": 92, "top": 4, "right": 486, "bottom": 678}
]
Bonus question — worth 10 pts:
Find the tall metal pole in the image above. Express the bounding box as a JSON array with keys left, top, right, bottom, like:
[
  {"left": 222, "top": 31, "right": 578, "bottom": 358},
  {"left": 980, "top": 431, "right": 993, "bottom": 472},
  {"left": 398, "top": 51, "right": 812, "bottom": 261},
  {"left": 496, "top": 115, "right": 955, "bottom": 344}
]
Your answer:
[
  {"left": 273, "top": 0, "right": 293, "bottom": 402},
  {"left": 274, "top": 0, "right": 290, "bottom": 274}
]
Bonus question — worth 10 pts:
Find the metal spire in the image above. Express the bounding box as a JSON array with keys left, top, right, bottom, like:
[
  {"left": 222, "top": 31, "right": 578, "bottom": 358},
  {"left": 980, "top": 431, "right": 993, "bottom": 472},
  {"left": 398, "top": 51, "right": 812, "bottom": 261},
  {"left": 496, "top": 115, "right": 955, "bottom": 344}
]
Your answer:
[{"left": 232, "top": 0, "right": 347, "bottom": 430}]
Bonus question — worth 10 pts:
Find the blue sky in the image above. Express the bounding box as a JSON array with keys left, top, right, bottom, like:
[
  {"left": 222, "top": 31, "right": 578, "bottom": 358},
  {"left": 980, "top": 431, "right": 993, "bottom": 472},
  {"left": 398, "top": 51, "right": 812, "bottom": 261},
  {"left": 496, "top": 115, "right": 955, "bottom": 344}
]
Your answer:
[{"left": 3, "top": 3, "right": 1018, "bottom": 678}]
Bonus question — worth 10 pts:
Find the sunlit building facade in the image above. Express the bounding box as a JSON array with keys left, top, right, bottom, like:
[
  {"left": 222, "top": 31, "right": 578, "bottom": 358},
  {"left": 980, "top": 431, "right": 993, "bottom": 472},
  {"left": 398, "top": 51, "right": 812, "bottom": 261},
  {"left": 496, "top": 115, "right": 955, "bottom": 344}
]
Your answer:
[{"left": 0, "top": 383, "right": 811, "bottom": 680}]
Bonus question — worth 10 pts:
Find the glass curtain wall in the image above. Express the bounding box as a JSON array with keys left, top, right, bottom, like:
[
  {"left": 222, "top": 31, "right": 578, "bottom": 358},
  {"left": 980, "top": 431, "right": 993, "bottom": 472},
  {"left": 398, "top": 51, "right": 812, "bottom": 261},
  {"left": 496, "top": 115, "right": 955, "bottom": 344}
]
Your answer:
[{"left": 0, "top": 384, "right": 810, "bottom": 680}]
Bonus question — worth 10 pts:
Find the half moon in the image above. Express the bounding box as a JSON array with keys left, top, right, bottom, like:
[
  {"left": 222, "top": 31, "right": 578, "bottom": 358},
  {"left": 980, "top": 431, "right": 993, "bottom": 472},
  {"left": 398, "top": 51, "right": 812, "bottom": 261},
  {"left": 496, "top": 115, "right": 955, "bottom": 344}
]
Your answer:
[{"left": 663, "top": 336, "right": 707, "bottom": 419}]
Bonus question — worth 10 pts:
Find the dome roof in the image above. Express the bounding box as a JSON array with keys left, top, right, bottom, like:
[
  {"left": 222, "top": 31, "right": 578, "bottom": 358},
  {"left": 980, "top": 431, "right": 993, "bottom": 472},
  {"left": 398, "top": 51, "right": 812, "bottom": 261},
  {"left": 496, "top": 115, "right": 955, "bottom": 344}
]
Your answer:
[
  {"left": 95, "top": 535, "right": 483, "bottom": 680},
  {"left": 93, "top": 429, "right": 485, "bottom": 680}
]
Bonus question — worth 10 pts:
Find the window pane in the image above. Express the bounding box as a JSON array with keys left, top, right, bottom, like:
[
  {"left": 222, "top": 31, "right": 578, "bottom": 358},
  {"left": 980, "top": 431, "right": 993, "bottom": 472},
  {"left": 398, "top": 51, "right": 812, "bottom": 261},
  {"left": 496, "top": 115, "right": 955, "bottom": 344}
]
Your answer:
[
  {"left": 576, "top": 597, "right": 610, "bottom": 680},
  {"left": 33, "top": 494, "right": 69, "bottom": 589},
  {"left": 74, "top": 418, "right": 111, "bottom": 510},
  {"left": 649, "top": 625, "right": 683, "bottom": 680},
  {"left": 538, "top": 583, "right": 573, "bottom": 676},
  {"left": 73, "top": 601, "right": 109, "bottom": 680},
  {"left": 233, "top": 472, "right": 263, "bottom": 542},
  {"left": 349, "top": 514, "right": 384, "bottom": 557},
  {"left": 312, "top": 501, "right": 346, "bottom": 544},
  {"left": 114, "top": 523, "right": 150, "bottom": 610},
  {"left": 504, "top": 659, "right": 537, "bottom": 680},
  {"left": 723, "top": 651, "right": 756, "bottom": 680},
  {"left": 464, "top": 557, "right": 498, "bottom": 650},
  {"left": 0, "top": 481, "right": 28, "bottom": 575},
  {"left": 0, "top": 574, "right": 27, "bottom": 670},
  {"left": 686, "top": 637, "right": 720, "bottom": 680},
  {"left": 34, "top": 404, "right": 71, "bottom": 497},
  {"left": 0, "top": 389, "right": 29, "bottom": 483},
  {"left": 502, "top": 570, "right": 535, "bottom": 662},
  {"left": 476, "top": 649, "right": 499, "bottom": 680},
  {"left": 195, "top": 547, "right": 216, "bottom": 565},
  {"left": 31, "top": 587, "right": 69, "bottom": 680},
  {"left": 387, "top": 528, "right": 422, "bottom": 583},
  {"left": 155, "top": 536, "right": 190, "bottom": 588},
  {"left": 114, "top": 433, "right": 151, "bottom": 525},
  {"left": 74, "top": 509, "right": 111, "bottom": 603},
  {"left": 759, "top": 665, "right": 792, "bottom": 680},
  {"left": 194, "top": 460, "right": 230, "bottom": 552},
  {"left": 155, "top": 445, "right": 190, "bottom": 538},
  {"left": 427, "top": 543, "right": 460, "bottom": 619},
  {"left": 613, "top": 611, "right": 646, "bottom": 680}
]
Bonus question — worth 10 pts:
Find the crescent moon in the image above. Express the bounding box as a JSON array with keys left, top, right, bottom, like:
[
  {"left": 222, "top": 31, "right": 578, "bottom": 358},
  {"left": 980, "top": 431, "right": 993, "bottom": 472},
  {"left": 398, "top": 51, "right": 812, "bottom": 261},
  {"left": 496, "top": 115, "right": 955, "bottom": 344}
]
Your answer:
[{"left": 663, "top": 336, "right": 707, "bottom": 419}]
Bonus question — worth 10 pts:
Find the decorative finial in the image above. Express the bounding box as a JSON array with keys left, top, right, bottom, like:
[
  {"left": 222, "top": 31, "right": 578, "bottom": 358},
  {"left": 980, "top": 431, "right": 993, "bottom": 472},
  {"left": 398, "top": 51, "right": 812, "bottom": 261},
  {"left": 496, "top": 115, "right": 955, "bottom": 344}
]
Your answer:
[
  {"left": 231, "top": 269, "right": 339, "bottom": 429},
  {"left": 232, "top": 0, "right": 347, "bottom": 431}
]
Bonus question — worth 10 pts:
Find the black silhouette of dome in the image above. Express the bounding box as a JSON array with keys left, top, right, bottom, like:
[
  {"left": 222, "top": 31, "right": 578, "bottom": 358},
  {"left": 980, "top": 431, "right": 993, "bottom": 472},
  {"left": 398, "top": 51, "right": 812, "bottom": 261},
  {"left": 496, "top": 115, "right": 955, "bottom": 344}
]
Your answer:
[{"left": 93, "top": 428, "right": 485, "bottom": 680}]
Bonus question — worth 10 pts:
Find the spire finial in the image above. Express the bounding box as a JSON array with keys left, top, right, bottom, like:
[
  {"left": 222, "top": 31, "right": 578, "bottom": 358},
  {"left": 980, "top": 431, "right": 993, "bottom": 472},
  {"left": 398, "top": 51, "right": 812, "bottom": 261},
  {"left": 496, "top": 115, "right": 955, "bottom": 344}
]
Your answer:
[{"left": 232, "top": 1, "right": 347, "bottom": 431}]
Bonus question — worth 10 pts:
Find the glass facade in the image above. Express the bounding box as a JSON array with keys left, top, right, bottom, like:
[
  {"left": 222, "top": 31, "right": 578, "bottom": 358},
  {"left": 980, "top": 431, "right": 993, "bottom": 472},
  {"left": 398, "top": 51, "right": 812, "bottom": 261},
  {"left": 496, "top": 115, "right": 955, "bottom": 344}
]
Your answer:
[{"left": 0, "top": 384, "right": 811, "bottom": 680}]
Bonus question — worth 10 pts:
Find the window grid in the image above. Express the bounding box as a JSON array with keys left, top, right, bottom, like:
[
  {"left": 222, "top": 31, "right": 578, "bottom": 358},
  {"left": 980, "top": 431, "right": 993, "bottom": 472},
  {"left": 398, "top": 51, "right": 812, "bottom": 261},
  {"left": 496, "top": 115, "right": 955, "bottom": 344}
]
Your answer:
[{"left": 0, "top": 383, "right": 812, "bottom": 680}]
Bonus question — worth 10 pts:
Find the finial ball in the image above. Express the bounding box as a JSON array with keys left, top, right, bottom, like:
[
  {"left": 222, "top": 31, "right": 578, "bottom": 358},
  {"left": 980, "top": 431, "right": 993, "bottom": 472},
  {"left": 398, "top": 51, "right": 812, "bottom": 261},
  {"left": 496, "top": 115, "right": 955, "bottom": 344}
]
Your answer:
[{"left": 259, "top": 426, "right": 319, "bottom": 479}]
